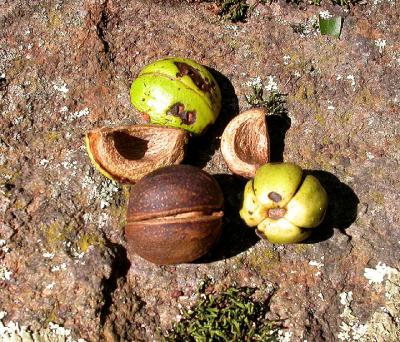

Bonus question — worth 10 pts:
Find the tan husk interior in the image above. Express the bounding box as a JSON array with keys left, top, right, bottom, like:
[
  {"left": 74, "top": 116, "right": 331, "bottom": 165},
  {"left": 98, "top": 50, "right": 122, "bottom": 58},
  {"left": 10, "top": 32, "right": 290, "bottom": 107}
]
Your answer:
[
  {"left": 221, "top": 108, "right": 269, "bottom": 178},
  {"left": 88, "top": 125, "right": 186, "bottom": 183}
]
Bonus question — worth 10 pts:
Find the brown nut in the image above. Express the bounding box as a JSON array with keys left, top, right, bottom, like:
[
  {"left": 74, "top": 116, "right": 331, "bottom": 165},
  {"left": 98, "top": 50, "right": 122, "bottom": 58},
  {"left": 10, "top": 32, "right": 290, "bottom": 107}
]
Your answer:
[
  {"left": 220, "top": 108, "right": 270, "bottom": 178},
  {"left": 125, "top": 164, "right": 224, "bottom": 265},
  {"left": 85, "top": 124, "right": 187, "bottom": 183}
]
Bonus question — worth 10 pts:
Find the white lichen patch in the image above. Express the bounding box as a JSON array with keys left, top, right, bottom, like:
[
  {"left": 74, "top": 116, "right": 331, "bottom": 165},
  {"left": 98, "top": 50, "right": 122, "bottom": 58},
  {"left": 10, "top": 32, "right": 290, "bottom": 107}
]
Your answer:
[
  {"left": 309, "top": 260, "right": 324, "bottom": 268},
  {"left": 338, "top": 265, "right": 400, "bottom": 341},
  {"left": 39, "top": 158, "right": 50, "bottom": 167},
  {"left": 346, "top": 75, "right": 356, "bottom": 91},
  {"left": 327, "top": 100, "right": 335, "bottom": 111},
  {"left": 374, "top": 39, "right": 387, "bottom": 54},
  {"left": 82, "top": 212, "right": 93, "bottom": 224},
  {"left": 319, "top": 10, "right": 333, "bottom": 19},
  {"left": 99, "top": 180, "right": 120, "bottom": 209},
  {"left": 338, "top": 291, "right": 368, "bottom": 341},
  {"left": 70, "top": 247, "right": 85, "bottom": 260},
  {"left": 277, "top": 329, "right": 293, "bottom": 342},
  {"left": 0, "top": 266, "right": 12, "bottom": 281},
  {"left": 244, "top": 75, "right": 279, "bottom": 92},
  {"left": 50, "top": 263, "right": 67, "bottom": 272},
  {"left": 45, "top": 282, "right": 55, "bottom": 290},
  {"left": 265, "top": 76, "right": 279, "bottom": 92},
  {"left": 59, "top": 106, "right": 69, "bottom": 113},
  {"left": 0, "top": 239, "right": 9, "bottom": 253},
  {"left": 98, "top": 212, "right": 111, "bottom": 228},
  {"left": 82, "top": 171, "right": 120, "bottom": 209},
  {"left": 0, "top": 316, "right": 87, "bottom": 342},
  {"left": 245, "top": 76, "right": 262, "bottom": 89},
  {"left": 0, "top": 154, "right": 6, "bottom": 166},
  {"left": 67, "top": 108, "right": 90, "bottom": 122},
  {"left": 43, "top": 251, "right": 55, "bottom": 259},
  {"left": 283, "top": 55, "right": 291, "bottom": 65},
  {"left": 52, "top": 81, "right": 69, "bottom": 94},
  {"left": 364, "top": 262, "right": 395, "bottom": 284}
]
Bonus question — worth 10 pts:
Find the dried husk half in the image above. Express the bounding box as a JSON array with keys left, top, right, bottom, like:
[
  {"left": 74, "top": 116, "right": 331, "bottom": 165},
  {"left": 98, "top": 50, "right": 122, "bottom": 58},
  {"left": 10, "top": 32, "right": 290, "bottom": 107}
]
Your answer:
[
  {"left": 221, "top": 108, "right": 270, "bottom": 178},
  {"left": 85, "top": 125, "right": 187, "bottom": 183}
]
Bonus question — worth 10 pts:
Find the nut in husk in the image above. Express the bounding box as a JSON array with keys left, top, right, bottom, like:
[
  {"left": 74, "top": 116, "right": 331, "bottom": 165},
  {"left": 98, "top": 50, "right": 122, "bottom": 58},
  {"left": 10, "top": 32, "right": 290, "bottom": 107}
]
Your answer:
[
  {"left": 240, "top": 162, "right": 328, "bottom": 244},
  {"left": 85, "top": 125, "right": 187, "bottom": 183},
  {"left": 130, "top": 57, "right": 222, "bottom": 135},
  {"left": 125, "top": 164, "right": 224, "bottom": 265},
  {"left": 221, "top": 108, "right": 270, "bottom": 178}
]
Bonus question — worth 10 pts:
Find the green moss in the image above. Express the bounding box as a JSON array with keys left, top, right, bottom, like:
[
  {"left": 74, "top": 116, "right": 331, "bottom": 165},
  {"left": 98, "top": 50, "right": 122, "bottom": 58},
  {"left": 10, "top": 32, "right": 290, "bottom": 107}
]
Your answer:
[
  {"left": 108, "top": 184, "right": 130, "bottom": 229},
  {"left": 44, "top": 221, "right": 66, "bottom": 248},
  {"left": 338, "top": 112, "right": 353, "bottom": 125},
  {"left": 217, "top": 0, "right": 249, "bottom": 23},
  {"left": 314, "top": 113, "right": 325, "bottom": 125},
  {"left": 44, "top": 131, "right": 61, "bottom": 142},
  {"left": 43, "top": 219, "right": 105, "bottom": 253},
  {"left": 245, "top": 87, "right": 288, "bottom": 117},
  {"left": 161, "top": 279, "right": 279, "bottom": 341},
  {"left": 354, "top": 88, "right": 384, "bottom": 111},
  {"left": 43, "top": 220, "right": 79, "bottom": 251},
  {"left": 293, "top": 244, "right": 310, "bottom": 254},
  {"left": 291, "top": 84, "right": 316, "bottom": 104},
  {"left": 76, "top": 232, "right": 103, "bottom": 252},
  {"left": 371, "top": 192, "right": 385, "bottom": 205},
  {"left": 0, "top": 166, "right": 21, "bottom": 184},
  {"left": 246, "top": 247, "right": 280, "bottom": 277},
  {"left": 48, "top": 8, "right": 61, "bottom": 28}
]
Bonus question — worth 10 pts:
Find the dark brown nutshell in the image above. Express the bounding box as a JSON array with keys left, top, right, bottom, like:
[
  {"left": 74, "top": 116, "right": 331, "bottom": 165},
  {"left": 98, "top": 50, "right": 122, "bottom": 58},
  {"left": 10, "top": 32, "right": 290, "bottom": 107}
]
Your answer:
[
  {"left": 220, "top": 108, "right": 270, "bottom": 178},
  {"left": 125, "top": 165, "right": 224, "bottom": 265}
]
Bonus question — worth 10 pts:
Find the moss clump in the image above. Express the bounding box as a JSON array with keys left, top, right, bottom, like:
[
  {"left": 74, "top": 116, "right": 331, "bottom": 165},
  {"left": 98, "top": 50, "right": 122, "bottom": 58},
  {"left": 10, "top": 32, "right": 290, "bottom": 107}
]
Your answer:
[
  {"left": 246, "top": 248, "right": 281, "bottom": 277},
  {"left": 217, "top": 0, "right": 249, "bottom": 23},
  {"left": 161, "top": 280, "right": 279, "bottom": 341},
  {"left": 245, "top": 85, "right": 288, "bottom": 117},
  {"left": 76, "top": 232, "right": 103, "bottom": 252}
]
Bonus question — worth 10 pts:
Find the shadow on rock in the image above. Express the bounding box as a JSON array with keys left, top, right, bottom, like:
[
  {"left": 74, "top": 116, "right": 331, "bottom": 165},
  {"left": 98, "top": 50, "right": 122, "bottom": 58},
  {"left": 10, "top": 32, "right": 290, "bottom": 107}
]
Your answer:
[
  {"left": 100, "top": 241, "right": 131, "bottom": 325},
  {"left": 304, "top": 170, "right": 359, "bottom": 243},
  {"left": 196, "top": 174, "right": 260, "bottom": 263},
  {"left": 183, "top": 68, "right": 239, "bottom": 168},
  {"left": 266, "top": 112, "right": 291, "bottom": 163}
]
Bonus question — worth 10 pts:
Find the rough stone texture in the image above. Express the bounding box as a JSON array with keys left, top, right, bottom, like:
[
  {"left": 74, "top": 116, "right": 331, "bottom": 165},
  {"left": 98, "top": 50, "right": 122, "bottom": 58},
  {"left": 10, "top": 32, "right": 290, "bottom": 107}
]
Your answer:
[{"left": 0, "top": 0, "right": 399, "bottom": 341}]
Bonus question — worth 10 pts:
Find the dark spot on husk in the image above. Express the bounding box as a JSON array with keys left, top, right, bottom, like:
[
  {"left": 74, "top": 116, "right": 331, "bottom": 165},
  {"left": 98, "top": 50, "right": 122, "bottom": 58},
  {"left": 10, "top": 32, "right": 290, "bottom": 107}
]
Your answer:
[
  {"left": 175, "top": 62, "right": 213, "bottom": 92},
  {"left": 141, "top": 112, "right": 150, "bottom": 122},
  {"left": 268, "top": 192, "right": 282, "bottom": 203},
  {"left": 168, "top": 102, "right": 197, "bottom": 125},
  {"left": 267, "top": 208, "right": 286, "bottom": 219}
]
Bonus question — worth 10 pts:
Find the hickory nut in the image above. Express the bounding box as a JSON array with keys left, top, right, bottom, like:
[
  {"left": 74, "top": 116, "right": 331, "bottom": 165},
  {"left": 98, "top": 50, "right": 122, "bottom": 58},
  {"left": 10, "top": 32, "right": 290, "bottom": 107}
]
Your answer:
[
  {"left": 85, "top": 125, "right": 187, "bottom": 183},
  {"left": 240, "top": 162, "right": 328, "bottom": 244},
  {"left": 130, "top": 57, "right": 222, "bottom": 135},
  {"left": 125, "top": 164, "right": 224, "bottom": 265}
]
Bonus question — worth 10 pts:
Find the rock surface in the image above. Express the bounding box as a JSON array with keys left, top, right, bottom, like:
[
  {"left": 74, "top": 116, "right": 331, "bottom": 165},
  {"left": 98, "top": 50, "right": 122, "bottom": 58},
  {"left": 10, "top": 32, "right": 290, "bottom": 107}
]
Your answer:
[{"left": 0, "top": 0, "right": 399, "bottom": 341}]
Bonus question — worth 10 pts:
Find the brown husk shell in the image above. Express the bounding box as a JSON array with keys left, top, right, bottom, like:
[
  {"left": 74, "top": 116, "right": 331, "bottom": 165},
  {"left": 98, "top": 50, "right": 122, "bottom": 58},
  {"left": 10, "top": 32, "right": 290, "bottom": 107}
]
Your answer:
[
  {"left": 220, "top": 108, "right": 270, "bottom": 178},
  {"left": 86, "top": 124, "right": 186, "bottom": 183}
]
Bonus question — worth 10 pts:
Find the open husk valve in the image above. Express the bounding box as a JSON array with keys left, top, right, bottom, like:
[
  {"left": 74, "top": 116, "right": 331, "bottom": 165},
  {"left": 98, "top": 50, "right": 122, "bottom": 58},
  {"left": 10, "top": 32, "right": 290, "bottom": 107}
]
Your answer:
[
  {"left": 221, "top": 108, "right": 270, "bottom": 179},
  {"left": 85, "top": 125, "right": 186, "bottom": 183}
]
